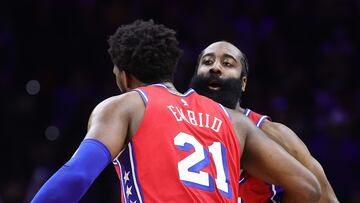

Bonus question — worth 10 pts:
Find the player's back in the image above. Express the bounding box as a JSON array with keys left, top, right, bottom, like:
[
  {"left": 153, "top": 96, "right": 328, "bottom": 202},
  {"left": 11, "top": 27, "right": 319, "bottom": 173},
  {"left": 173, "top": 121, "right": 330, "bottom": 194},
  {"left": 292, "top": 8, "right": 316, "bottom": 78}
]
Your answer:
[{"left": 113, "top": 84, "right": 241, "bottom": 203}]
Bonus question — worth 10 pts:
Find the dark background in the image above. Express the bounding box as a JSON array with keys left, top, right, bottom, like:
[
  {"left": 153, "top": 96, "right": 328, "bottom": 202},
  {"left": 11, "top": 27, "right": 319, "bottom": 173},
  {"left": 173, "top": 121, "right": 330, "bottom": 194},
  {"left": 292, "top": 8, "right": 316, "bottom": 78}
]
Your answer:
[{"left": 1, "top": 0, "right": 359, "bottom": 202}]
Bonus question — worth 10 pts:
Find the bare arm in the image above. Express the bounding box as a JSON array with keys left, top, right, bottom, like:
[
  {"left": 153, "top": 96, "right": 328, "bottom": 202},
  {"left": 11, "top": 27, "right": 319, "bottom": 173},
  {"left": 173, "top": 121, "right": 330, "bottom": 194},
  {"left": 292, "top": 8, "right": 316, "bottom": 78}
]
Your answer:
[
  {"left": 261, "top": 121, "right": 339, "bottom": 203},
  {"left": 85, "top": 98, "right": 126, "bottom": 157},
  {"left": 86, "top": 91, "right": 145, "bottom": 158},
  {"left": 32, "top": 92, "right": 144, "bottom": 202},
  {"left": 230, "top": 112, "right": 321, "bottom": 203}
]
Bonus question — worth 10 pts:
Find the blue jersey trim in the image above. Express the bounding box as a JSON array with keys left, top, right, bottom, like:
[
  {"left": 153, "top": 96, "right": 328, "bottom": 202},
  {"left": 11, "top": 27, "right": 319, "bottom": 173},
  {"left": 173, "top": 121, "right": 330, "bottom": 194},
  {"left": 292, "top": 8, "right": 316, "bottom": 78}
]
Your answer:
[
  {"left": 183, "top": 88, "right": 195, "bottom": 97},
  {"left": 219, "top": 104, "right": 231, "bottom": 120},
  {"left": 239, "top": 169, "right": 245, "bottom": 184},
  {"left": 115, "top": 160, "right": 128, "bottom": 203},
  {"left": 218, "top": 143, "right": 233, "bottom": 199},
  {"left": 256, "top": 115, "right": 268, "bottom": 128},
  {"left": 128, "top": 141, "right": 145, "bottom": 203},
  {"left": 269, "top": 184, "right": 284, "bottom": 203},
  {"left": 117, "top": 142, "right": 145, "bottom": 203},
  {"left": 134, "top": 89, "right": 148, "bottom": 106},
  {"left": 151, "top": 83, "right": 195, "bottom": 97},
  {"left": 244, "top": 108, "right": 251, "bottom": 117}
]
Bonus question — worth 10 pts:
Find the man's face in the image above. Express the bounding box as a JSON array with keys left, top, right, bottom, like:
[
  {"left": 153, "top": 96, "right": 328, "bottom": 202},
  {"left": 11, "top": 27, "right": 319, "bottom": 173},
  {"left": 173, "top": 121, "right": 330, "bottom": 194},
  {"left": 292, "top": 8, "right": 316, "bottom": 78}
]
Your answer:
[{"left": 190, "top": 42, "right": 247, "bottom": 109}]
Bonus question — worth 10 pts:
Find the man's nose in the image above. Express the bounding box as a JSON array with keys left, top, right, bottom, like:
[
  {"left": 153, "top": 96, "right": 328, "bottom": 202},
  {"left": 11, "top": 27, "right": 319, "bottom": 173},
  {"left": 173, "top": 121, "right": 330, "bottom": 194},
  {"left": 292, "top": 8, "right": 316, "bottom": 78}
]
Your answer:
[{"left": 209, "top": 63, "right": 222, "bottom": 76}]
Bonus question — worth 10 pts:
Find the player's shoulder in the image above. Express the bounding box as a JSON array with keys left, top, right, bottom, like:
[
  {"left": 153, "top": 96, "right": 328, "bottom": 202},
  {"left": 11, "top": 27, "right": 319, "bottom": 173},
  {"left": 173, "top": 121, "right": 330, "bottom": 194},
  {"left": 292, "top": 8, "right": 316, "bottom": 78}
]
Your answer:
[
  {"left": 226, "top": 108, "right": 258, "bottom": 149},
  {"left": 262, "top": 120, "right": 295, "bottom": 136},
  {"left": 261, "top": 119, "right": 302, "bottom": 146},
  {"left": 227, "top": 108, "right": 255, "bottom": 128},
  {"left": 92, "top": 91, "right": 144, "bottom": 117}
]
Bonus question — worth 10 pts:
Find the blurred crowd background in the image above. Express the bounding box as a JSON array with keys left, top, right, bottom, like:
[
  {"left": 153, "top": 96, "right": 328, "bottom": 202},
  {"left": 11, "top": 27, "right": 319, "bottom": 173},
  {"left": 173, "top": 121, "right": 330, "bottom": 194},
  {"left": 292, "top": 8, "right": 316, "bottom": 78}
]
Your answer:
[{"left": 1, "top": 0, "right": 359, "bottom": 202}]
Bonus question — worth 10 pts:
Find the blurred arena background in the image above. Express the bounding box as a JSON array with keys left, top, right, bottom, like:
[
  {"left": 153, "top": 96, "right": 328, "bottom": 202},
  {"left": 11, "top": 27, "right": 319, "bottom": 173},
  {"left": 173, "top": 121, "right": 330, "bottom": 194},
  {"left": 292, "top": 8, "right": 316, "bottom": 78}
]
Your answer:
[{"left": 1, "top": 0, "right": 359, "bottom": 202}]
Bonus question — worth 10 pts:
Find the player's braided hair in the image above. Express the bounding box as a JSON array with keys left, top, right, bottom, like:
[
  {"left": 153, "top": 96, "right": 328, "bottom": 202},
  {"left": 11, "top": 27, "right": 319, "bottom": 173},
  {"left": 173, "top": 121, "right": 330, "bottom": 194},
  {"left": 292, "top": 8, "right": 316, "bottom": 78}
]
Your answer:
[{"left": 108, "top": 20, "right": 182, "bottom": 83}]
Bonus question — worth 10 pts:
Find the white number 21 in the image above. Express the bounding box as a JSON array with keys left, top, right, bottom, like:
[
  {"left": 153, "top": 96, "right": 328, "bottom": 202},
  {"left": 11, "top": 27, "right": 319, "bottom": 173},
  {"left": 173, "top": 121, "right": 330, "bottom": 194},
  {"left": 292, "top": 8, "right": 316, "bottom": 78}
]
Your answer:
[{"left": 174, "top": 132, "right": 232, "bottom": 198}]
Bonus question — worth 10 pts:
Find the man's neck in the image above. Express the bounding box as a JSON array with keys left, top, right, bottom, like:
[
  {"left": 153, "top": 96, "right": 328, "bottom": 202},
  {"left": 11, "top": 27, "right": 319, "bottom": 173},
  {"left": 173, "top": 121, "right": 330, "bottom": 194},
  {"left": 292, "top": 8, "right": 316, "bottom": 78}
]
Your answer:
[
  {"left": 161, "top": 82, "right": 181, "bottom": 94},
  {"left": 236, "top": 103, "right": 245, "bottom": 113}
]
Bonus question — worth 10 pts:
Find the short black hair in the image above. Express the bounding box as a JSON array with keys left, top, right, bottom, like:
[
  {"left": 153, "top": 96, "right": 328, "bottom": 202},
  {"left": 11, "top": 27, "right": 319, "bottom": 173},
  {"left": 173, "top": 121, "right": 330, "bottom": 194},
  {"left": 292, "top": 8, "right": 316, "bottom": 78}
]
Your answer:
[
  {"left": 239, "top": 52, "right": 249, "bottom": 78},
  {"left": 108, "top": 20, "right": 182, "bottom": 83}
]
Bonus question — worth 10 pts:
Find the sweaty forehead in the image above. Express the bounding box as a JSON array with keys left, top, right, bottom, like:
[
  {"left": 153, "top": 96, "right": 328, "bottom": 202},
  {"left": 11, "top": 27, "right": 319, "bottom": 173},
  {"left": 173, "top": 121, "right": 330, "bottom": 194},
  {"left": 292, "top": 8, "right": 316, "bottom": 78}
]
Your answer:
[{"left": 202, "top": 42, "right": 242, "bottom": 61}]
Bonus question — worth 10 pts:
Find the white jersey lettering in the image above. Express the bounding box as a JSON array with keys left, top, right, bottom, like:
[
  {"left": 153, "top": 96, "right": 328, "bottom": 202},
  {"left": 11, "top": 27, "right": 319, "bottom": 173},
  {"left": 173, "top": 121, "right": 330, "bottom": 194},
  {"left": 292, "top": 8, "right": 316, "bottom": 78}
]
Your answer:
[{"left": 167, "top": 105, "right": 223, "bottom": 133}]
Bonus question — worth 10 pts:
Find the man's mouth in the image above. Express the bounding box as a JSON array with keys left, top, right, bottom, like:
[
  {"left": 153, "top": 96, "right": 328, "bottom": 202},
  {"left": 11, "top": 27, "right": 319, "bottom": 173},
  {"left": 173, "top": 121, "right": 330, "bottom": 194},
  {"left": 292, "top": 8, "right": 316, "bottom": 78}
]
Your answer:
[{"left": 208, "top": 80, "right": 221, "bottom": 90}]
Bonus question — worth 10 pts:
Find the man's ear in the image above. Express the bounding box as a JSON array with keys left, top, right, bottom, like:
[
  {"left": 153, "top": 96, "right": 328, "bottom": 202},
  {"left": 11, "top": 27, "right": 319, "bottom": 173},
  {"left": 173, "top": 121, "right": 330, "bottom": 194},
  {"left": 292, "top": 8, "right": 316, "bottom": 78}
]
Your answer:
[
  {"left": 241, "top": 76, "right": 247, "bottom": 92},
  {"left": 123, "top": 71, "right": 142, "bottom": 90},
  {"left": 119, "top": 70, "right": 129, "bottom": 92}
]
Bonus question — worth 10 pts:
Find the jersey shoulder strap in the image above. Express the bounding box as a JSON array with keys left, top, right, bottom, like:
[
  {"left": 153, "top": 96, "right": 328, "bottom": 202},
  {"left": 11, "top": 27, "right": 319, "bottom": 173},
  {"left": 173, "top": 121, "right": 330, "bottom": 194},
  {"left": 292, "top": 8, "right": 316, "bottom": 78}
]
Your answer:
[{"left": 243, "top": 108, "right": 271, "bottom": 128}]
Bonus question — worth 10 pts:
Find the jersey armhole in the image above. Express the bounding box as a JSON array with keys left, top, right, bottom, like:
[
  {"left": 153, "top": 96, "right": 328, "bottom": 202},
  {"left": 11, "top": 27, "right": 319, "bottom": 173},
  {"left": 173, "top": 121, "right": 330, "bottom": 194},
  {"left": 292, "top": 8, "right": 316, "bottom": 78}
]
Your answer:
[
  {"left": 244, "top": 108, "right": 270, "bottom": 128},
  {"left": 219, "top": 104, "right": 231, "bottom": 120},
  {"left": 133, "top": 89, "right": 148, "bottom": 106},
  {"left": 256, "top": 115, "right": 269, "bottom": 128},
  {"left": 244, "top": 108, "right": 251, "bottom": 117}
]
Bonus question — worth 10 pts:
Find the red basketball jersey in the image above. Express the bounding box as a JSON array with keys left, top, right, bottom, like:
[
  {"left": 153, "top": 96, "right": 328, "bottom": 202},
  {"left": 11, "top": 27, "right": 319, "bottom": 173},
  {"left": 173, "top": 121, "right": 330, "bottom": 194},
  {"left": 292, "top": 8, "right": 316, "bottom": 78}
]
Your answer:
[
  {"left": 113, "top": 84, "right": 241, "bottom": 203},
  {"left": 238, "top": 109, "right": 283, "bottom": 203}
]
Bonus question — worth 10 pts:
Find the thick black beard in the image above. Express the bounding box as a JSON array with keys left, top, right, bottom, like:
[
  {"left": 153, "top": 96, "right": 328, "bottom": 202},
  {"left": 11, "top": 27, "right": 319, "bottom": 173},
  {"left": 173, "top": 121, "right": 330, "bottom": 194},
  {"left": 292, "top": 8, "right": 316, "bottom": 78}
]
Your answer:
[{"left": 189, "top": 74, "right": 243, "bottom": 109}]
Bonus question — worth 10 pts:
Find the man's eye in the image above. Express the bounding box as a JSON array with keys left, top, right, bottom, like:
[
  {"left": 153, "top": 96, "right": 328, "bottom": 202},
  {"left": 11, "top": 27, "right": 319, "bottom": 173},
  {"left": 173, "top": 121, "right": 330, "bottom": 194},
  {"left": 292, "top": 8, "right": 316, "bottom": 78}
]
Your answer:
[
  {"left": 223, "top": 62, "right": 232, "bottom": 67},
  {"left": 203, "top": 60, "right": 213, "bottom": 65}
]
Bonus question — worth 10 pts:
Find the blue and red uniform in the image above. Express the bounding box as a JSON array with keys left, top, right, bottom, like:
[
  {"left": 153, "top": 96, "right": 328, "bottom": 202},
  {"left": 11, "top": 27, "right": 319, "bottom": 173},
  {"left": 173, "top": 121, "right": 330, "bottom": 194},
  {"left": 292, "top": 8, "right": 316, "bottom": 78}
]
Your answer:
[
  {"left": 113, "top": 84, "right": 241, "bottom": 203},
  {"left": 238, "top": 109, "right": 284, "bottom": 203}
]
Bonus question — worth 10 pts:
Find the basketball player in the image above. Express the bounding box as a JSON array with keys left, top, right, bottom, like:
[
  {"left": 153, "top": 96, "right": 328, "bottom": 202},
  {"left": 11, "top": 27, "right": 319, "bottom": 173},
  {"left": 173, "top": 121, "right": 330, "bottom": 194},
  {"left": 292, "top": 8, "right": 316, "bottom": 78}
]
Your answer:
[
  {"left": 31, "top": 20, "right": 321, "bottom": 203},
  {"left": 190, "top": 41, "right": 339, "bottom": 203}
]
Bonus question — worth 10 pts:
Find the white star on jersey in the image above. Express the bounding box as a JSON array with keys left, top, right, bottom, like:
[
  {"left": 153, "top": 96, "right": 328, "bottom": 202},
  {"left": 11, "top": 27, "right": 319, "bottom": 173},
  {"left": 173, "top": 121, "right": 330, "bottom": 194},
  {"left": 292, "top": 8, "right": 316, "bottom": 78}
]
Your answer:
[
  {"left": 126, "top": 185, "right": 133, "bottom": 198},
  {"left": 124, "top": 170, "right": 130, "bottom": 184},
  {"left": 130, "top": 200, "right": 137, "bottom": 203}
]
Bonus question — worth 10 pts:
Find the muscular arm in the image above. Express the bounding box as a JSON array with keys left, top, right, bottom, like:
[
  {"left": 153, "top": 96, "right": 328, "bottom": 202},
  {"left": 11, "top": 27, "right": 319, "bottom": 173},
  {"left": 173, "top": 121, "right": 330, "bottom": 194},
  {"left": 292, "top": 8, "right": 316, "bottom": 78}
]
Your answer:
[
  {"left": 230, "top": 111, "right": 321, "bottom": 203},
  {"left": 32, "top": 92, "right": 144, "bottom": 202},
  {"left": 86, "top": 92, "right": 134, "bottom": 158},
  {"left": 86, "top": 91, "right": 144, "bottom": 157},
  {"left": 260, "top": 121, "right": 339, "bottom": 203}
]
